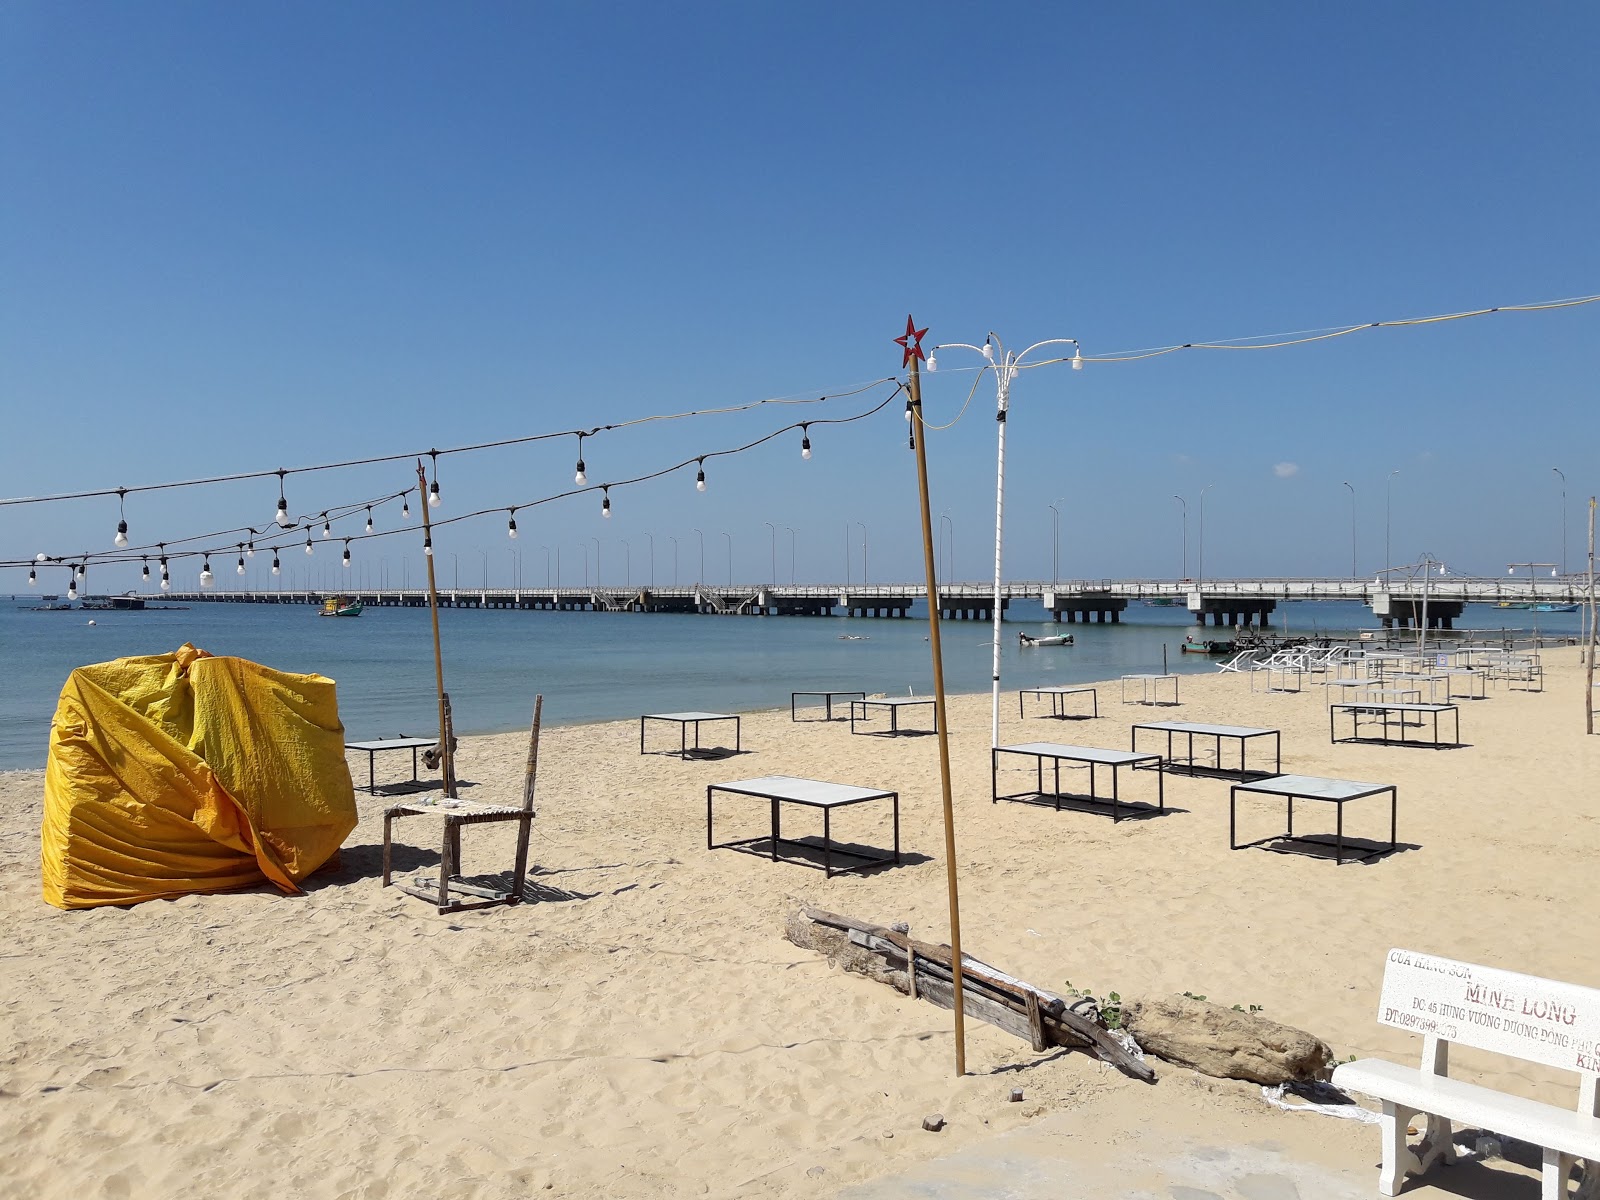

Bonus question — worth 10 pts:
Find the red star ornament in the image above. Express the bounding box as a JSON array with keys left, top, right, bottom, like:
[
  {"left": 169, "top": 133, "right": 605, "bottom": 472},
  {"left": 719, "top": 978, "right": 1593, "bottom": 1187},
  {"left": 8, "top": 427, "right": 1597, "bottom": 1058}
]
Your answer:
[{"left": 894, "top": 315, "right": 929, "bottom": 367}]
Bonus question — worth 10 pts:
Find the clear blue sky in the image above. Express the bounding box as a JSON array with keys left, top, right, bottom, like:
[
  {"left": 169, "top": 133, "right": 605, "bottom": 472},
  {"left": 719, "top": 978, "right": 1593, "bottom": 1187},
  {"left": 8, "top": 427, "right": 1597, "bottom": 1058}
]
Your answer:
[{"left": 3, "top": 2, "right": 1597, "bottom": 592}]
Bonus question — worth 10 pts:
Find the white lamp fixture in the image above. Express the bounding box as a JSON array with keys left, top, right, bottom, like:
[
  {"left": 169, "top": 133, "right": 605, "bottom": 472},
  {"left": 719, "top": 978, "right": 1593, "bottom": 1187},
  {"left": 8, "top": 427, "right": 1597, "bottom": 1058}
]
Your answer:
[
  {"left": 601, "top": 487, "right": 611, "bottom": 518},
  {"left": 507, "top": 511, "right": 519, "bottom": 539}
]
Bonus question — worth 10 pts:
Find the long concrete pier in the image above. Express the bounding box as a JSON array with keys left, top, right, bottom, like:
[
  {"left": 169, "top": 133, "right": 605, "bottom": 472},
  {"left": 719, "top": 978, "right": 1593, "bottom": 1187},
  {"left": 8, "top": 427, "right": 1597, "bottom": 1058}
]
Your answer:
[{"left": 144, "top": 577, "right": 1592, "bottom": 629}]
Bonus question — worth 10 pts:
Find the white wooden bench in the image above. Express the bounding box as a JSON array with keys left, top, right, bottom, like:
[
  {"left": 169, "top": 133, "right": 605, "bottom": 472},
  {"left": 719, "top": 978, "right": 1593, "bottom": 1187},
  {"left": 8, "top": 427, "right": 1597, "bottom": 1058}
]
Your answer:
[{"left": 1332, "top": 949, "right": 1600, "bottom": 1197}]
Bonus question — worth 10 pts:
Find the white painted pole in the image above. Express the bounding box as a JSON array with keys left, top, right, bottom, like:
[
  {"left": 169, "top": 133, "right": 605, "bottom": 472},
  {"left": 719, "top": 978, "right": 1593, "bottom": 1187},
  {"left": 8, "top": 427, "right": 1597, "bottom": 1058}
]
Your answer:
[{"left": 990, "top": 360, "right": 1012, "bottom": 749}]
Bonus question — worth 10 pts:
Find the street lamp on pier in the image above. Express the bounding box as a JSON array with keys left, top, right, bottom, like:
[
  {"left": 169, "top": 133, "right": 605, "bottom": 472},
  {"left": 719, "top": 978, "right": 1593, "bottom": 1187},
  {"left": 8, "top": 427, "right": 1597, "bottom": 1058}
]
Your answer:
[
  {"left": 1553, "top": 467, "right": 1567, "bottom": 576},
  {"left": 621, "top": 538, "right": 630, "bottom": 587},
  {"left": 1172, "top": 496, "right": 1187, "bottom": 579},
  {"left": 693, "top": 528, "right": 704, "bottom": 584},
  {"left": 785, "top": 526, "right": 796, "bottom": 584},
  {"left": 855, "top": 521, "right": 868, "bottom": 585},
  {"left": 591, "top": 537, "right": 601, "bottom": 587},
  {"left": 722, "top": 532, "right": 733, "bottom": 586},
  {"left": 1385, "top": 469, "right": 1401, "bottom": 572},
  {"left": 764, "top": 521, "right": 777, "bottom": 584},
  {"left": 1343, "top": 481, "right": 1357, "bottom": 579},
  {"left": 1046, "top": 503, "right": 1060, "bottom": 587},
  {"left": 1197, "top": 484, "right": 1215, "bottom": 585}
]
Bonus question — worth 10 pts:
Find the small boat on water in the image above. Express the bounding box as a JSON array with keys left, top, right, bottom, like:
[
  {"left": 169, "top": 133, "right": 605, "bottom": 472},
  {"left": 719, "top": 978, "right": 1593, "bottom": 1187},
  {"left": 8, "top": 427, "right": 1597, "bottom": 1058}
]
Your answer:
[
  {"left": 1018, "top": 632, "right": 1073, "bottom": 647},
  {"left": 1531, "top": 603, "right": 1578, "bottom": 613},
  {"left": 319, "top": 596, "right": 364, "bottom": 617},
  {"left": 1181, "top": 635, "right": 1235, "bottom": 655},
  {"left": 1143, "top": 597, "right": 1181, "bottom": 608}
]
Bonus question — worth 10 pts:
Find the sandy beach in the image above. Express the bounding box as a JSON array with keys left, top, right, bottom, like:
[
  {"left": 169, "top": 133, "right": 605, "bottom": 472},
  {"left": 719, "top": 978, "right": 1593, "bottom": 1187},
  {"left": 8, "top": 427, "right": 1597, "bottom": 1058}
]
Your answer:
[{"left": 2, "top": 650, "right": 1596, "bottom": 1198}]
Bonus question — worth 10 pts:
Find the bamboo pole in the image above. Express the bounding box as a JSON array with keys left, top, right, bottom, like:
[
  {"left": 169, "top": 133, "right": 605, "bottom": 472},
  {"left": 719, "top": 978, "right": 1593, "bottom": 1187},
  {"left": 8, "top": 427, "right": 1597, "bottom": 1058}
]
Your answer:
[
  {"left": 1587, "top": 497, "right": 1595, "bottom": 736},
  {"left": 416, "top": 460, "right": 456, "bottom": 796},
  {"left": 907, "top": 347, "right": 967, "bottom": 1076}
]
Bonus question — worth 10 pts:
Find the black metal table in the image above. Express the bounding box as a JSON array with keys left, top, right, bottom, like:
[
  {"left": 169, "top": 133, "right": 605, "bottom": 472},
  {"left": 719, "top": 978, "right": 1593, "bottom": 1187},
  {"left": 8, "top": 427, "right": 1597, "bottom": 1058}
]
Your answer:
[
  {"left": 1018, "top": 685, "right": 1099, "bottom": 721},
  {"left": 707, "top": 775, "right": 901, "bottom": 877},
  {"left": 1229, "top": 774, "right": 1398, "bottom": 865},
  {"left": 1130, "top": 720, "right": 1280, "bottom": 780},
  {"left": 791, "top": 690, "right": 867, "bottom": 722},
  {"left": 640, "top": 711, "right": 742, "bottom": 759},
  {"left": 849, "top": 697, "right": 938, "bottom": 736},
  {"left": 345, "top": 737, "right": 439, "bottom": 794},
  {"left": 1329, "top": 702, "right": 1461, "bottom": 749},
  {"left": 992, "top": 742, "right": 1165, "bottom": 823}
]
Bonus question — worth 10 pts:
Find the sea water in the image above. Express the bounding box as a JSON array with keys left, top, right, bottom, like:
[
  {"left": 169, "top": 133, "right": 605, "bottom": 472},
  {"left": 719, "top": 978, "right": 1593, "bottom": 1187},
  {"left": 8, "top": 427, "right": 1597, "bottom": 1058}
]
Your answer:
[{"left": 0, "top": 597, "right": 1581, "bottom": 771}]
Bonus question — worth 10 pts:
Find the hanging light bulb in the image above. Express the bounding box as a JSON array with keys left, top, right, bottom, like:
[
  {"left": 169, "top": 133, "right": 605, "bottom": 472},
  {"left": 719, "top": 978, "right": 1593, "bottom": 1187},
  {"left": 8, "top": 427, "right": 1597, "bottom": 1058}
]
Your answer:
[
  {"left": 75, "top": 562, "right": 85, "bottom": 580},
  {"left": 507, "top": 511, "right": 519, "bottom": 539},
  {"left": 246, "top": 540, "right": 255, "bottom": 558},
  {"left": 904, "top": 396, "right": 913, "bottom": 422},
  {"left": 28, "top": 567, "right": 36, "bottom": 586},
  {"left": 142, "top": 559, "right": 150, "bottom": 581},
  {"left": 428, "top": 450, "right": 441, "bottom": 508},
  {"left": 365, "top": 508, "right": 374, "bottom": 534},
  {"left": 304, "top": 532, "right": 314, "bottom": 556},
  {"left": 800, "top": 425, "right": 812, "bottom": 460},
  {"left": 275, "top": 470, "right": 291, "bottom": 526},
  {"left": 68, "top": 574, "right": 78, "bottom": 600},
  {"left": 925, "top": 352, "right": 937, "bottom": 372},
  {"left": 981, "top": 338, "right": 994, "bottom": 361},
  {"left": 114, "top": 524, "right": 128, "bottom": 547},
  {"left": 696, "top": 459, "right": 707, "bottom": 492},
  {"left": 402, "top": 494, "right": 411, "bottom": 519},
  {"left": 35, "top": 553, "right": 46, "bottom": 563},
  {"left": 1508, "top": 567, "right": 1515, "bottom": 576},
  {"left": 602, "top": 487, "right": 611, "bottom": 518},
  {"left": 1071, "top": 345, "right": 1084, "bottom": 371},
  {"left": 272, "top": 555, "right": 281, "bottom": 576},
  {"left": 113, "top": 487, "right": 130, "bottom": 546},
  {"left": 424, "top": 536, "right": 433, "bottom": 557},
  {"left": 321, "top": 515, "right": 331, "bottom": 538},
  {"left": 342, "top": 541, "right": 351, "bottom": 569},
  {"left": 575, "top": 433, "right": 588, "bottom": 485},
  {"left": 160, "top": 574, "right": 171, "bottom": 592},
  {"left": 200, "top": 558, "right": 214, "bottom": 587},
  {"left": 236, "top": 555, "right": 246, "bottom": 576}
]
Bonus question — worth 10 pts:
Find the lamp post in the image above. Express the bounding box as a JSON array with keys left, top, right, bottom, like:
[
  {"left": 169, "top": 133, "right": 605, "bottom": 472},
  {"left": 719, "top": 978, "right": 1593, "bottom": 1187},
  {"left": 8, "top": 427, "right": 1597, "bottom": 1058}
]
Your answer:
[
  {"left": 1197, "top": 484, "right": 1214, "bottom": 585},
  {"left": 1554, "top": 467, "right": 1567, "bottom": 576},
  {"left": 784, "top": 526, "right": 796, "bottom": 584},
  {"left": 693, "top": 528, "right": 704, "bottom": 584},
  {"left": 478, "top": 547, "right": 488, "bottom": 588},
  {"left": 940, "top": 511, "right": 953, "bottom": 583},
  {"left": 928, "top": 331, "right": 1082, "bottom": 747},
  {"left": 1343, "top": 481, "right": 1357, "bottom": 579},
  {"left": 1385, "top": 469, "right": 1400, "bottom": 572},
  {"left": 843, "top": 520, "right": 851, "bottom": 588},
  {"left": 540, "top": 545, "right": 551, "bottom": 588},
  {"left": 621, "top": 538, "right": 630, "bottom": 587},
  {"left": 591, "top": 537, "right": 601, "bottom": 587},
  {"left": 764, "top": 521, "right": 777, "bottom": 584},
  {"left": 723, "top": 531, "right": 733, "bottom": 586},
  {"left": 1172, "top": 495, "right": 1187, "bottom": 579},
  {"left": 669, "top": 535, "right": 680, "bottom": 586},
  {"left": 855, "top": 521, "right": 868, "bottom": 585},
  {"left": 1047, "top": 503, "right": 1060, "bottom": 587},
  {"left": 644, "top": 533, "right": 654, "bottom": 587},
  {"left": 451, "top": 553, "right": 459, "bottom": 590},
  {"left": 580, "top": 543, "right": 588, "bottom": 587},
  {"left": 509, "top": 547, "right": 520, "bottom": 589}
]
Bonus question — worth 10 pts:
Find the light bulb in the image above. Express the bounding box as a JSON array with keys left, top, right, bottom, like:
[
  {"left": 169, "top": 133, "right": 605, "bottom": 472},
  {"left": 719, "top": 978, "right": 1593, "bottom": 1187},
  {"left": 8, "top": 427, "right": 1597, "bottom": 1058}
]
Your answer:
[
  {"left": 68, "top": 581, "right": 78, "bottom": 600},
  {"left": 76, "top": 564, "right": 85, "bottom": 579},
  {"left": 304, "top": 535, "right": 314, "bottom": 556},
  {"left": 508, "top": 516, "right": 518, "bottom": 539},
  {"left": 1552, "top": 567, "right": 1558, "bottom": 577},
  {"left": 142, "top": 562, "right": 150, "bottom": 580},
  {"left": 160, "top": 577, "right": 170, "bottom": 591},
  {"left": 322, "top": 519, "right": 331, "bottom": 538},
  {"left": 200, "top": 561, "right": 214, "bottom": 587},
  {"left": 1071, "top": 348, "right": 1084, "bottom": 371},
  {"left": 115, "top": 520, "right": 128, "bottom": 547},
  {"left": 801, "top": 434, "right": 812, "bottom": 460},
  {"left": 428, "top": 480, "right": 440, "bottom": 508},
  {"left": 276, "top": 498, "right": 290, "bottom": 527},
  {"left": 925, "top": 352, "right": 937, "bottom": 372},
  {"left": 402, "top": 498, "right": 411, "bottom": 518},
  {"left": 272, "top": 556, "right": 281, "bottom": 575},
  {"left": 904, "top": 397, "right": 913, "bottom": 421},
  {"left": 365, "top": 509, "right": 373, "bottom": 533},
  {"left": 696, "top": 469, "right": 706, "bottom": 492},
  {"left": 237, "top": 558, "right": 246, "bottom": 575},
  {"left": 602, "top": 490, "right": 611, "bottom": 518},
  {"left": 35, "top": 553, "right": 45, "bottom": 562},
  {"left": 28, "top": 569, "right": 36, "bottom": 586},
  {"left": 343, "top": 548, "right": 351, "bottom": 568},
  {"left": 981, "top": 341, "right": 994, "bottom": 361},
  {"left": 1508, "top": 567, "right": 1515, "bottom": 576},
  {"left": 424, "top": 537, "right": 433, "bottom": 557},
  {"left": 575, "top": 460, "right": 587, "bottom": 485},
  {"left": 246, "top": 542, "right": 255, "bottom": 557}
]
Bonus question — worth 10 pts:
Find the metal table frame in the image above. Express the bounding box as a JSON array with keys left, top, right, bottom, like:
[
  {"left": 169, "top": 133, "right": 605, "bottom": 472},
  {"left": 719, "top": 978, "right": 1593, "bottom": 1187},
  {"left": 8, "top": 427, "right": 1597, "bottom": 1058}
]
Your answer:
[
  {"left": 791, "top": 690, "right": 867, "bottom": 722},
  {"left": 849, "top": 697, "right": 938, "bottom": 736},
  {"left": 1018, "top": 686, "right": 1099, "bottom": 721},
  {"left": 1131, "top": 721, "right": 1281, "bottom": 781},
  {"left": 345, "top": 737, "right": 439, "bottom": 794},
  {"left": 1230, "top": 774, "right": 1398, "bottom": 865},
  {"left": 707, "top": 775, "right": 901, "bottom": 877},
  {"left": 992, "top": 742, "right": 1165, "bottom": 823},
  {"left": 640, "top": 712, "right": 742, "bottom": 759},
  {"left": 1120, "top": 673, "right": 1180, "bottom": 706},
  {"left": 1329, "top": 702, "right": 1461, "bottom": 749}
]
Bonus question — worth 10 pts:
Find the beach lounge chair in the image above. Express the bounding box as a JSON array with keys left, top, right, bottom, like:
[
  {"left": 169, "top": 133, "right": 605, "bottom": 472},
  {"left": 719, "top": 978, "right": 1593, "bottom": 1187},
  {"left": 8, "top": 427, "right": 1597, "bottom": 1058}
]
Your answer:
[{"left": 381, "top": 696, "right": 542, "bottom": 913}]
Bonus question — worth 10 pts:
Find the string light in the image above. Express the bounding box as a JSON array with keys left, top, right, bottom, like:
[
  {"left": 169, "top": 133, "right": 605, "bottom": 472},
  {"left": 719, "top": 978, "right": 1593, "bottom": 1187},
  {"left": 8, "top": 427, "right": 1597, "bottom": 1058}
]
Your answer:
[
  {"left": 1071, "top": 344, "right": 1084, "bottom": 370},
  {"left": 321, "top": 514, "right": 331, "bottom": 538},
  {"left": 402, "top": 495, "right": 411, "bottom": 519},
  {"left": 696, "top": 459, "right": 707, "bottom": 492},
  {"left": 507, "top": 510, "right": 519, "bottom": 539},
  {"left": 246, "top": 539, "right": 255, "bottom": 557},
  {"left": 800, "top": 424, "right": 812, "bottom": 460},
  {"left": 304, "top": 531, "right": 314, "bottom": 556},
  {"left": 275, "top": 470, "right": 291, "bottom": 527},
  {"left": 365, "top": 507, "right": 374, "bottom": 534},
  {"left": 925, "top": 352, "right": 937, "bottom": 372},
  {"left": 200, "top": 557, "right": 214, "bottom": 588},
  {"left": 67, "top": 570, "right": 78, "bottom": 601},
  {"left": 236, "top": 553, "right": 246, "bottom": 576},
  {"left": 142, "top": 558, "right": 150, "bottom": 581},
  {"left": 575, "top": 433, "right": 587, "bottom": 485},
  {"left": 271, "top": 554, "right": 280, "bottom": 576},
  {"left": 114, "top": 488, "right": 129, "bottom": 547},
  {"left": 428, "top": 451, "right": 441, "bottom": 508},
  {"left": 424, "top": 535, "right": 433, "bottom": 557},
  {"left": 28, "top": 567, "right": 36, "bottom": 586},
  {"left": 35, "top": 553, "right": 45, "bottom": 562},
  {"left": 76, "top": 562, "right": 85, "bottom": 580},
  {"left": 601, "top": 487, "right": 611, "bottom": 518},
  {"left": 342, "top": 540, "right": 351, "bottom": 569},
  {"left": 904, "top": 397, "right": 913, "bottom": 422}
]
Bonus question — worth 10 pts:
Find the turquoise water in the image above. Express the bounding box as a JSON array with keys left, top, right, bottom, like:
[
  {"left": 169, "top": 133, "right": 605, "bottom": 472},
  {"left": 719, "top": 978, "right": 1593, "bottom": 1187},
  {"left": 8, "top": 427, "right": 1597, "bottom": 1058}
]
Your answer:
[{"left": 0, "top": 597, "right": 1582, "bottom": 771}]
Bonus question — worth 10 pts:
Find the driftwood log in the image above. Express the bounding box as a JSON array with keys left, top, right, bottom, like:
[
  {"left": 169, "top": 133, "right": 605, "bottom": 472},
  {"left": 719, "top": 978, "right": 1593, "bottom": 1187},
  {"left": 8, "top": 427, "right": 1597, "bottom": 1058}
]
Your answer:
[
  {"left": 1120, "top": 995, "right": 1334, "bottom": 1085},
  {"left": 787, "top": 908, "right": 1156, "bottom": 1083}
]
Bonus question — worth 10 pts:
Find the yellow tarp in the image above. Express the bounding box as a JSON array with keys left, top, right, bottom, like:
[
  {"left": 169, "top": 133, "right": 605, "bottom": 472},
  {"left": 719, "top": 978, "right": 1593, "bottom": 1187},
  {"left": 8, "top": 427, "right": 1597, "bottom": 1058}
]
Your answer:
[{"left": 41, "top": 643, "right": 358, "bottom": 909}]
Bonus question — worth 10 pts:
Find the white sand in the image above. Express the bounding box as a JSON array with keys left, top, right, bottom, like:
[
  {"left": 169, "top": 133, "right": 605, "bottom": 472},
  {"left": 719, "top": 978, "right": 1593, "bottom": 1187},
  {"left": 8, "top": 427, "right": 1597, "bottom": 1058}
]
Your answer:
[{"left": 2, "top": 652, "right": 1596, "bottom": 1197}]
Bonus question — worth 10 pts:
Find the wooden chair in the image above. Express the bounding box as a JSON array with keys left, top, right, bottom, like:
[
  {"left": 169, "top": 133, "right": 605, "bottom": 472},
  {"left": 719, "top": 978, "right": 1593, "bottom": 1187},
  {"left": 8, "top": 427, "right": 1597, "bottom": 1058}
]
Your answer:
[{"left": 381, "top": 696, "right": 542, "bottom": 913}]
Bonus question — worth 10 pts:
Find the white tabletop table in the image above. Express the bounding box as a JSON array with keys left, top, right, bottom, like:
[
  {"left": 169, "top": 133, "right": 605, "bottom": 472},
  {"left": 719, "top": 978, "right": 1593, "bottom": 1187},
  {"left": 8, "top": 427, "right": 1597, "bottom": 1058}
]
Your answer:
[
  {"left": 1130, "top": 720, "right": 1281, "bottom": 780},
  {"left": 345, "top": 737, "right": 439, "bottom": 793},
  {"left": 1120, "top": 673, "right": 1179, "bottom": 706},
  {"left": 1018, "top": 685, "right": 1099, "bottom": 721},
  {"left": 992, "top": 742, "right": 1164, "bottom": 822},
  {"left": 1229, "top": 773, "right": 1398, "bottom": 865},
  {"left": 707, "top": 775, "right": 900, "bottom": 877},
  {"left": 640, "top": 711, "right": 742, "bottom": 759},
  {"left": 849, "top": 697, "right": 938, "bottom": 736},
  {"left": 1329, "top": 701, "right": 1461, "bottom": 749}
]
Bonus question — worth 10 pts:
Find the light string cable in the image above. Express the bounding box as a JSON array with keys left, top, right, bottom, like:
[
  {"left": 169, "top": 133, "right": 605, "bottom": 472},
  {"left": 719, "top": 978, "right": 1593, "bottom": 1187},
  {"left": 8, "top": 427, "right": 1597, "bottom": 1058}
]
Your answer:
[
  {"left": 8, "top": 384, "right": 906, "bottom": 572},
  {"left": 1014, "top": 291, "right": 1600, "bottom": 370},
  {"left": 0, "top": 378, "right": 900, "bottom": 510}
]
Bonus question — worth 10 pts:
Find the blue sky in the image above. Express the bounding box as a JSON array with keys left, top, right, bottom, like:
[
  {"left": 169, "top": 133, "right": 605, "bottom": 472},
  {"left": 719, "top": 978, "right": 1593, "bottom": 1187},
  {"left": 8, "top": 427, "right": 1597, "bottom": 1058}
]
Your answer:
[{"left": 3, "top": 3, "right": 1597, "bottom": 592}]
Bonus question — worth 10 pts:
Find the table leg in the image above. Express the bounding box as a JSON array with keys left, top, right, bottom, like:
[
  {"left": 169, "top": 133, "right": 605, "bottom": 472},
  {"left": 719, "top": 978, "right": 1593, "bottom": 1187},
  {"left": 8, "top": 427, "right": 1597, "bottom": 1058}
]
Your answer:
[
  {"left": 1336, "top": 801, "right": 1345, "bottom": 866},
  {"left": 735, "top": 717, "right": 741, "bottom": 753},
  {"left": 640, "top": 718, "right": 647, "bottom": 755},
  {"left": 991, "top": 749, "right": 999, "bottom": 804},
  {"left": 368, "top": 751, "right": 376, "bottom": 794},
  {"left": 771, "top": 798, "right": 780, "bottom": 862},
  {"left": 1092, "top": 690, "right": 1098, "bottom": 718},
  {"left": 1229, "top": 787, "right": 1238, "bottom": 849},
  {"left": 792, "top": 694, "right": 798, "bottom": 721},
  {"left": 1053, "top": 759, "right": 1061, "bottom": 810},
  {"left": 823, "top": 808, "right": 832, "bottom": 878},
  {"left": 1111, "top": 764, "right": 1120, "bottom": 823},
  {"left": 1157, "top": 762, "right": 1165, "bottom": 812},
  {"left": 1390, "top": 788, "right": 1398, "bottom": 853},
  {"left": 382, "top": 812, "right": 394, "bottom": 884},
  {"left": 892, "top": 793, "right": 901, "bottom": 864},
  {"left": 410, "top": 746, "right": 419, "bottom": 784},
  {"left": 706, "top": 787, "right": 715, "bottom": 849},
  {"left": 1287, "top": 795, "right": 1295, "bottom": 839}
]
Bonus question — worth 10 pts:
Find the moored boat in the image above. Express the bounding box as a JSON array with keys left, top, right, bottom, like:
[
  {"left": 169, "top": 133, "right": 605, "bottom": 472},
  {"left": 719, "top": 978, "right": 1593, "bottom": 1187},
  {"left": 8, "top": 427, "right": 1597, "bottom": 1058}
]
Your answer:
[
  {"left": 1018, "top": 632, "right": 1073, "bottom": 647},
  {"left": 319, "top": 596, "right": 363, "bottom": 617},
  {"left": 1181, "top": 635, "right": 1235, "bottom": 655}
]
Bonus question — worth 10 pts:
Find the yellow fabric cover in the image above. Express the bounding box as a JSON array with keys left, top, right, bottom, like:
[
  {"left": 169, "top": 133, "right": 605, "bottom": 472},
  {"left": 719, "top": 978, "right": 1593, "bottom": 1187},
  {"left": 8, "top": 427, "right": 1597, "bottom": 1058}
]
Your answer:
[{"left": 41, "top": 644, "right": 357, "bottom": 909}]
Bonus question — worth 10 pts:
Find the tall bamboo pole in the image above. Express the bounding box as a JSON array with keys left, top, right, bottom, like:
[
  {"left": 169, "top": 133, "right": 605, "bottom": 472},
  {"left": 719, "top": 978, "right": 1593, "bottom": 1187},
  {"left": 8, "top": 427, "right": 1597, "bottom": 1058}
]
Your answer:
[
  {"left": 416, "top": 460, "right": 456, "bottom": 796},
  {"left": 1586, "top": 497, "right": 1595, "bottom": 736},
  {"left": 907, "top": 344, "right": 968, "bottom": 1077}
]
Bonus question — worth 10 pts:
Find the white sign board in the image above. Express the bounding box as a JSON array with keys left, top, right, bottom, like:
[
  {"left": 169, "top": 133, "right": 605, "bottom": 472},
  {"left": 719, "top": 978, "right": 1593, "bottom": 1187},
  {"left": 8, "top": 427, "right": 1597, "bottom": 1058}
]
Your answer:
[{"left": 1379, "top": 949, "right": 1600, "bottom": 1076}]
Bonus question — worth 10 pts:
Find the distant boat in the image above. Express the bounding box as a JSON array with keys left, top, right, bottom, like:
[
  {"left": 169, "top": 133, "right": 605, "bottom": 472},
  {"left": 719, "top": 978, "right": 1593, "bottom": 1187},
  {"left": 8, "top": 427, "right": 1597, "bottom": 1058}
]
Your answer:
[
  {"left": 1018, "top": 632, "right": 1073, "bottom": 647},
  {"left": 1181, "top": 636, "right": 1235, "bottom": 655},
  {"left": 1531, "top": 603, "right": 1578, "bottom": 613},
  {"left": 19, "top": 595, "right": 76, "bottom": 612},
  {"left": 319, "top": 596, "right": 363, "bottom": 617},
  {"left": 1143, "top": 597, "right": 1181, "bottom": 607},
  {"left": 1494, "top": 602, "right": 1532, "bottom": 610}
]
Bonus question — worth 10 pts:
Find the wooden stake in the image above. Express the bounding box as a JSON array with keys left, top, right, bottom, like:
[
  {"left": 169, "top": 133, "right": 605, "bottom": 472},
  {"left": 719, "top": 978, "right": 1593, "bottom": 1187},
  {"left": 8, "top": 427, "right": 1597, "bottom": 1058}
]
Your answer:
[
  {"left": 907, "top": 353, "right": 968, "bottom": 1077},
  {"left": 416, "top": 460, "right": 456, "bottom": 797}
]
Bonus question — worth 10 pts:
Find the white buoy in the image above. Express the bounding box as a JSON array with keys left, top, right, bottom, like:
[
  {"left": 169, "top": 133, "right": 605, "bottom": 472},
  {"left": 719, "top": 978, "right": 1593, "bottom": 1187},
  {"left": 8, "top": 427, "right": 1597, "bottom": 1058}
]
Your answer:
[{"left": 87, "top": 619, "right": 97, "bottom": 626}]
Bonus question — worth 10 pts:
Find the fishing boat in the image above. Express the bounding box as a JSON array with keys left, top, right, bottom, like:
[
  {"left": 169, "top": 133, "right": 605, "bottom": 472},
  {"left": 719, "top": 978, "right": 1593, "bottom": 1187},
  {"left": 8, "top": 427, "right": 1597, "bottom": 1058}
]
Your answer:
[
  {"left": 318, "top": 596, "right": 363, "bottom": 617},
  {"left": 1143, "top": 597, "right": 1181, "bottom": 608},
  {"left": 1181, "top": 635, "right": 1235, "bottom": 655},
  {"left": 1017, "top": 632, "right": 1073, "bottom": 647},
  {"left": 1531, "top": 603, "right": 1578, "bottom": 613}
]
